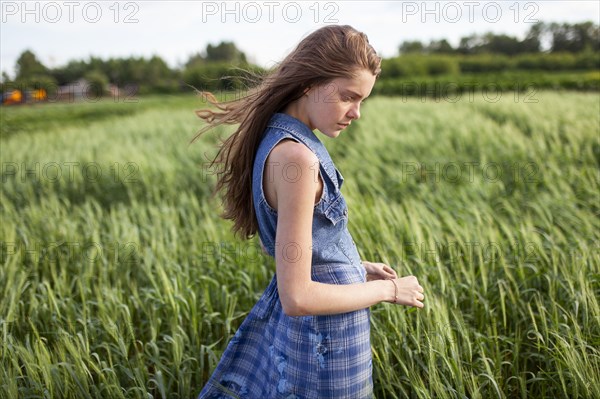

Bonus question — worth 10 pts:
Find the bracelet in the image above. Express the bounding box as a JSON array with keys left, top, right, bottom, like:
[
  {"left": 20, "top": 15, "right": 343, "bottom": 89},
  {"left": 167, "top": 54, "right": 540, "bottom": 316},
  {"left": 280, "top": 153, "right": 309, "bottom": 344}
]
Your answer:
[{"left": 389, "top": 279, "right": 399, "bottom": 304}]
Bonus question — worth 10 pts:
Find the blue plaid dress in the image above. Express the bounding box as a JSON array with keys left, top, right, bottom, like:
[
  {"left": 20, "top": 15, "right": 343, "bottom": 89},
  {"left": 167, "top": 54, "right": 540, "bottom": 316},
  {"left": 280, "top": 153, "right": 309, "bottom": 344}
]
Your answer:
[{"left": 198, "top": 113, "right": 373, "bottom": 398}]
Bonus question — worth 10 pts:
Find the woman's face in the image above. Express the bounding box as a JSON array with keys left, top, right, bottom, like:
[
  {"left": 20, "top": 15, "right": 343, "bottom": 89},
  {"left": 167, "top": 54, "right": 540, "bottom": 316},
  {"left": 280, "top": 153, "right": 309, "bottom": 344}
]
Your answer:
[{"left": 299, "top": 69, "right": 377, "bottom": 138}]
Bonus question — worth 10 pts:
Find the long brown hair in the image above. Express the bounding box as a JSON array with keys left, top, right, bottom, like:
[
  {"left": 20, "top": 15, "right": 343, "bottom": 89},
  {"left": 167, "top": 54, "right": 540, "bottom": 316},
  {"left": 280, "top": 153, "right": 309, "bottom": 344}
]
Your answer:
[{"left": 190, "top": 25, "right": 382, "bottom": 240}]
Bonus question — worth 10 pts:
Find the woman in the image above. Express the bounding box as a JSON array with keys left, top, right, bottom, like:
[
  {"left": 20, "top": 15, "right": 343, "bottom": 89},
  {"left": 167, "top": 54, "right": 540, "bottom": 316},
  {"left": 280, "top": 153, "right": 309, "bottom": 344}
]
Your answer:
[{"left": 194, "top": 25, "right": 425, "bottom": 398}]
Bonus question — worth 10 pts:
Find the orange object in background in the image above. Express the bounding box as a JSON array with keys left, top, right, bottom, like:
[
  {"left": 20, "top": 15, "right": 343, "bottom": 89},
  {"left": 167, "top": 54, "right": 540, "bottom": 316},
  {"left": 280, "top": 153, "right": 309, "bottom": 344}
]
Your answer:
[
  {"left": 2, "top": 89, "right": 22, "bottom": 105},
  {"left": 31, "top": 88, "right": 46, "bottom": 101},
  {"left": 1, "top": 88, "right": 47, "bottom": 105}
]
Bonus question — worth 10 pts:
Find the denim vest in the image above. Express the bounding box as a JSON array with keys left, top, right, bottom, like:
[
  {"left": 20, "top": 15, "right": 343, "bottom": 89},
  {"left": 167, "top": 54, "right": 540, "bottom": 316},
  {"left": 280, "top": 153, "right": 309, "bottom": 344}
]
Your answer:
[{"left": 252, "top": 112, "right": 366, "bottom": 282}]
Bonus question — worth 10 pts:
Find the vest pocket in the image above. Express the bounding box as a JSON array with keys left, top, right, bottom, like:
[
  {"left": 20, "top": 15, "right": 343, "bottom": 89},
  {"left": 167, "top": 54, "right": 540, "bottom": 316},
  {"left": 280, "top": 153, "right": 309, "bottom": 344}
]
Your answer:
[{"left": 323, "top": 193, "right": 349, "bottom": 226}]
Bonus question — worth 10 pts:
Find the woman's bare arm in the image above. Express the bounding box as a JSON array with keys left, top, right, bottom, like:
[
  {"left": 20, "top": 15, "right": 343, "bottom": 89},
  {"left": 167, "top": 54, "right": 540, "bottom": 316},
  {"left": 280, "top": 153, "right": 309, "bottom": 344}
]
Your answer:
[{"left": 269, "top": 141, "right": 424, "bottom": 316}]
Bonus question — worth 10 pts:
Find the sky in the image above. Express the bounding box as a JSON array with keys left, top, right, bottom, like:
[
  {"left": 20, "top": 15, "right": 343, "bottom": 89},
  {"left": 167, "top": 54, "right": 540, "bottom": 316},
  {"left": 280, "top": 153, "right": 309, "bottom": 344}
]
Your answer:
[{"left": 1, "top": 0, "right": 599, "bottom": 79}]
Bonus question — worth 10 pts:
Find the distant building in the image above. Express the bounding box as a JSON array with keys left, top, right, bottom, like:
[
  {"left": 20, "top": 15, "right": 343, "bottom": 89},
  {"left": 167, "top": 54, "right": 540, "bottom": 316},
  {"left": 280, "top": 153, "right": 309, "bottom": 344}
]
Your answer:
[
  {"left": 56, "top": 78, "right": 103, "bottom": 102},
  {"left": 108, "top": 83, "right": 120, "bottom": 99}
]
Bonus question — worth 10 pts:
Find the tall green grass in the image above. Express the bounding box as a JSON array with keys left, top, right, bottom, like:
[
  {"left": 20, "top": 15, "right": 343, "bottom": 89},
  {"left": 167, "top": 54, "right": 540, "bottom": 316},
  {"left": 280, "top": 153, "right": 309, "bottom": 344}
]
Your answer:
[{"left": 1, "top": 91, "right": 598, "bottom": 398}]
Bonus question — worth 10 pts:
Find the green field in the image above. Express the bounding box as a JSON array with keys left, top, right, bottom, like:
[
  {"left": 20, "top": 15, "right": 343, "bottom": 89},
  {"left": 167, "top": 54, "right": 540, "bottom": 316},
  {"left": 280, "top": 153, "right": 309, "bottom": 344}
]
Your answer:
[{"left": 1, "top": 91, "right": 599, "bottom": 398}]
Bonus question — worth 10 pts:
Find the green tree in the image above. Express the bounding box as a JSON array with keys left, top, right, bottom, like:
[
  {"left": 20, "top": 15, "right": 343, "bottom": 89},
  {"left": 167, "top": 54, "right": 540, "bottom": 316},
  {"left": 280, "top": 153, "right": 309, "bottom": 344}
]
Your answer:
[
  {"left": 399, "top": 40, "right": 425, "bottom": 54},
  {"left": 205, "top": 41, "right": 247, "bottom": 64},
  {"left": 483, "top": 33, "right": 525, "bottom": 55},
  {"left": 457, "top": 35, "right": 486, "bottom": 54},
  {"left": 523, "top": 22, "right": 545, "bottom": 52},
  {"left": 427, "top": 39, "right": 454, "bottom": 54},
  {"left": 550, "top": 21, "right": 599, "bottom": 53},
  {"left": 50, "top": 59, "right": 88, "bottom": 85},
  {"left": 16, "top": 50, "right": 47, "bottom": 80},
  {"left": 84, "top": 70, "right": 109, "bottom": 97},
  {"left": 142, "top": 55, "right": 178, "bottom": 93},
  {"left": 185, "top": 52, "right": 206, "bottom": 68}
]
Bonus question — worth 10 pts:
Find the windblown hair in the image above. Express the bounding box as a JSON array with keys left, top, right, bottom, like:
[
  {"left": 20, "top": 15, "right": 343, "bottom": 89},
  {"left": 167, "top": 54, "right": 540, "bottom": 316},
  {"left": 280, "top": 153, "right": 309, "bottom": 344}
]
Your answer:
[{"left": 190, "top": 25, "right": 382, "bottom": 240}]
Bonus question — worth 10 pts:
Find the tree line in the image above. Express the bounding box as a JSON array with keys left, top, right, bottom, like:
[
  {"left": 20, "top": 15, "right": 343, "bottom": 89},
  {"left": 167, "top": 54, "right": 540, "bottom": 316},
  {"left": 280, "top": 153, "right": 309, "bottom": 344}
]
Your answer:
[
  {"left": 399, "top": 21, "right": 599, "bottom": 55},
  {"left": 1, "top": 21, "right": 598, "bottom": 98},
  {"left": 1, "top": 41, "right": 253, "bottom": 97}
]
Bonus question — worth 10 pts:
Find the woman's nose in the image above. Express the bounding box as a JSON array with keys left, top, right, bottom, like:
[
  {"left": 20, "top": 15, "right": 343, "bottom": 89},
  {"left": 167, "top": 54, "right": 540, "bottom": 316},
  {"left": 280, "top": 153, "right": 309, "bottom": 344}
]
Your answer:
[{"left": 347, "top": 104, "right": 360, "bottom": 120}]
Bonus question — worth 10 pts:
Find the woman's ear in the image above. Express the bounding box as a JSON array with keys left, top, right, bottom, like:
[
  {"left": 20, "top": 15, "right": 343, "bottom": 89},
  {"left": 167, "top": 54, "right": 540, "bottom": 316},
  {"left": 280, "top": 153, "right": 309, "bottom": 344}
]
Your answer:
[{"left": 301, "top": 83, "right": 312, "bottom": 96}]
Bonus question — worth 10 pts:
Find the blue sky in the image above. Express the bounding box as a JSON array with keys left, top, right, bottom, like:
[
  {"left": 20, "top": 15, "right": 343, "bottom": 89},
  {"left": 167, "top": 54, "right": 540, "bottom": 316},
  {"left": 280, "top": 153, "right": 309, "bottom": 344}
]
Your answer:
[{"left": 1, "top": 1, "right": 598, "bottom": 79}]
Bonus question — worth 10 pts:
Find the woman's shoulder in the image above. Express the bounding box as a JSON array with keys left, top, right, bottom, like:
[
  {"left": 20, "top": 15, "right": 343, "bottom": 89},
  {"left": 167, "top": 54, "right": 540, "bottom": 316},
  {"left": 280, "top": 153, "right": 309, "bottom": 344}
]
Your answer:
[
  {"left": 268, "top": 138, "right": 319, "bottom": 167},
  {"left": 262, "top": 137, "right": 323, "bottom": 212}
]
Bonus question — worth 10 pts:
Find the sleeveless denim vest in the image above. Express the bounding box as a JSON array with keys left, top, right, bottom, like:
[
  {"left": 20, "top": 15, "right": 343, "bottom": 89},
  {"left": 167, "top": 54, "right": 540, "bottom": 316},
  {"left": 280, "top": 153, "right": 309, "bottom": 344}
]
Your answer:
[{"left": 252, "top": 112, "right": 366, "bottom": 282}]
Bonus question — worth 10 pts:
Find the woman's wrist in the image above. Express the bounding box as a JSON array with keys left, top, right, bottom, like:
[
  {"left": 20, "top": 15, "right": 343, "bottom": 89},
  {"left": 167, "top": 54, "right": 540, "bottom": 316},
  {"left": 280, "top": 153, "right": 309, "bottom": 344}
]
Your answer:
[
  {"left": 362, "top": 261, "right": 373, "bottom": 274},
  {"left": 389, "top": 279, "right": 399, "bottom": 303},
  {"left": 374, "top": 279, "right": 397, "bottom": 304}
]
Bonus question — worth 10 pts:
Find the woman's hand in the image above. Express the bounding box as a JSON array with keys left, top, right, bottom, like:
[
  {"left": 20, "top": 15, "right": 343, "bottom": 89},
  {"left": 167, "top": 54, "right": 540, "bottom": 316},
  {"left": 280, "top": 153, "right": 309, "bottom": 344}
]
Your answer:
[
  {"left": 389, "top": 276, "right": 425, "bottom": 308},
  {"left": 362, "top": 261, "right": 398, "bottom": 281},
  {"left": 363, "top": 262, "right": 425, "bottom": 308}
]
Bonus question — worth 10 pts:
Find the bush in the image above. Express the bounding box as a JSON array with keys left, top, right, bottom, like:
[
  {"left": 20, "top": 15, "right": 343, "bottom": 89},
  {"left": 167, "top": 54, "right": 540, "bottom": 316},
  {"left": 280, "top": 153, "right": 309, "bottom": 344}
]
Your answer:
[
  {"left": 574, "top": 50, "right": 600, "bottom": 69},
  {"left": 381, "top": 55, "right": 459, "bottom": 78},
  {"left": 425, "top": 55, "right": 460, "bottom": 76},
  {"left": 84, "top": 70, "right": 109, "bottom": 97},
  {"left": 380, "top": 53, "right": 599, "bottom": 77},
  {"left": 373, "top": 70, "right": 600, "bottom": 96},
  {"left": 458, "top": 54, "right": 512, "bottom": 73}
]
